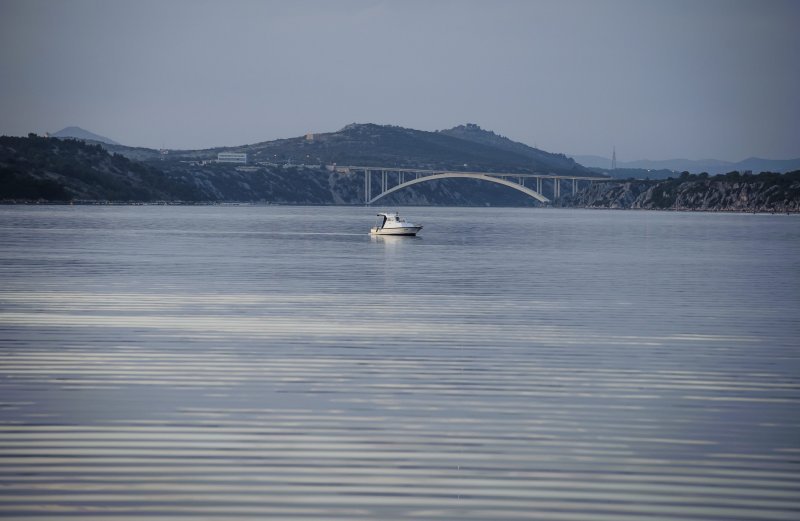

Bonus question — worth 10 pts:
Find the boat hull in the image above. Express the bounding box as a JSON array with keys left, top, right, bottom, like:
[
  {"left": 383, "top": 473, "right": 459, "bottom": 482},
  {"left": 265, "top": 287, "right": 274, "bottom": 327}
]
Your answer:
[{"left": 370, "top": 226, "right": 422, "bottom": 236}]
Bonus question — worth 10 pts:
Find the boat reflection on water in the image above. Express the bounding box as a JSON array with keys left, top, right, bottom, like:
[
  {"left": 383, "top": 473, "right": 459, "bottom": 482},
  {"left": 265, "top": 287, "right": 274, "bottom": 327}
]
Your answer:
[{"left": 369, "top": 233, "right": 423, "bottom": 244}]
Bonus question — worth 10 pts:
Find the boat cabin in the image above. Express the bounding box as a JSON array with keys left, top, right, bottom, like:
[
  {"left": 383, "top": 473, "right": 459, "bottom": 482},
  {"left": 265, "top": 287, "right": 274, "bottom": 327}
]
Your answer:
[{"left": 375, "top": 212, "right": 402, "bottom": 228}]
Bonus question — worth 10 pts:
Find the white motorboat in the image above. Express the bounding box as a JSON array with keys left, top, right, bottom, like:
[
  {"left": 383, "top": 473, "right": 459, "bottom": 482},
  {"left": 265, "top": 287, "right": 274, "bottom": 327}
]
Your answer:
[{"left": 370, "top": 212, "right": 422, "bottom": 236}]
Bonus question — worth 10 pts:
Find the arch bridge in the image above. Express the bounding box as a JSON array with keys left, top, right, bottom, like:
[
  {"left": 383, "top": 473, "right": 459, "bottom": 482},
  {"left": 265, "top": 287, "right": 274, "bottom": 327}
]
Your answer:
[{"left": 332, "top": 165, "right": 608, "bottom": 205}]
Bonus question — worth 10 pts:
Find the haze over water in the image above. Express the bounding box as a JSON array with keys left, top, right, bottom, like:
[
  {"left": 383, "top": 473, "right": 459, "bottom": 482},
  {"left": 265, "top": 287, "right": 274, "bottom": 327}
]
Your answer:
[{"left": 1, "top": 205, "right": 799, "bottom": 520}]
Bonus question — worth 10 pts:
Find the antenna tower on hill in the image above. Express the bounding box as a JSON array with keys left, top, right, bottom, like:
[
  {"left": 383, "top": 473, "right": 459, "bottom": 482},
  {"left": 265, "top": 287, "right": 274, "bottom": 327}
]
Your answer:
[{"left": 612, "top": 146, "right": 617, "bottom": 170}]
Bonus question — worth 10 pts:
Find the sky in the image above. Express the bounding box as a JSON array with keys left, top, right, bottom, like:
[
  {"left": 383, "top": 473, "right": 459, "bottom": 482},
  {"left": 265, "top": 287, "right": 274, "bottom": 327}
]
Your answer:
[{"left": 1, "top": 0, "right": 798, "bottom": 161}]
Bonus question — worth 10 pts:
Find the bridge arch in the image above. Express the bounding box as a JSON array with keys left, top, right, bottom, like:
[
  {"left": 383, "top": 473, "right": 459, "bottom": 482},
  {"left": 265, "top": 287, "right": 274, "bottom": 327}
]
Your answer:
[{"left": 367, "top": 172, "right": 551, "bottom": 205}]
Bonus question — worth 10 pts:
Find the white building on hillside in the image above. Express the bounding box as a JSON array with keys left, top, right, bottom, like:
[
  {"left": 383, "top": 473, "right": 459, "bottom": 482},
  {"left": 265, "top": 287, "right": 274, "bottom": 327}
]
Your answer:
[{"left": 217, "top": 152, "right": 247, "bottom": 164}]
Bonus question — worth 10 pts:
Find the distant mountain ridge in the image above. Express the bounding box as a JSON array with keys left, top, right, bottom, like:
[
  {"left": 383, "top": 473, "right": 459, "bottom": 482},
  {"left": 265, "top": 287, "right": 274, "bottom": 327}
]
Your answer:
[
  {"left": 51, "top": 126, "right": 120, "bottom": 146},
  {"left": 570, "top": 154, "right": 800, "bottom": 175}
]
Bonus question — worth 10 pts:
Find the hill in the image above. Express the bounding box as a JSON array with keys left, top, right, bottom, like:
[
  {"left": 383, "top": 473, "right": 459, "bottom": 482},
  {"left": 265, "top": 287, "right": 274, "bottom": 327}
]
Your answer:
[
  {"left": 51, "top": 126, "right": 120, "bottom": 146},
  {"left": 239, "top": 123, "right": 596, "bottom": 175},
  {"left": 0, "top": 134, "right": 201, "bottom": 202},
  {"left": 109, "top": 123, "right": 599, "bottom": 177},
  {"left": 439, "top": 123, "right": 581, "bottom": 173}
]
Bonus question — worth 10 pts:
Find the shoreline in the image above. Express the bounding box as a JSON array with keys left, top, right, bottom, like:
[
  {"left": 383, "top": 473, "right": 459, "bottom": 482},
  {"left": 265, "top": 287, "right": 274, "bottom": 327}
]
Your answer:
[{"left": 1, "top": 200, "right": 797, "bottom": 214}]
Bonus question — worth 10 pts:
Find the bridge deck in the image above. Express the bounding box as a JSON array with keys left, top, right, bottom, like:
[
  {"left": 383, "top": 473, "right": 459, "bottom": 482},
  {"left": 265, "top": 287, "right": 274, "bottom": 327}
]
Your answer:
[{"left": 336, "top": 165, "right": 608, "bottom": 181}]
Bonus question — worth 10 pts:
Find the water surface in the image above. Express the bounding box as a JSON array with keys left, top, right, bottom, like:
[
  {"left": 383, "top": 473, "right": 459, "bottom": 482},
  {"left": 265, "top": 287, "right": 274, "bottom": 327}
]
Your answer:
[{"left": 1, "top": 205, "right": 799, "bottom": 519}]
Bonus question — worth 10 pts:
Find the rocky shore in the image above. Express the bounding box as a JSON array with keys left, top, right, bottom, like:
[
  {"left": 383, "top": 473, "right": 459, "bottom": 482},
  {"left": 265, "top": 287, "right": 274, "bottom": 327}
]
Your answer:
[{"left": 559, "top": 172, "right": 800, "bottom": 213}]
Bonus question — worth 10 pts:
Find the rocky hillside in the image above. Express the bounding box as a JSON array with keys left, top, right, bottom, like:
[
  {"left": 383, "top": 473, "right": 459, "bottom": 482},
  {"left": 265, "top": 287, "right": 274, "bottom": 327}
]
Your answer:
[
  {"left": 560, "top": 171, "right": 800, "bottom": 212},
  {"left": 0, "top": 134, "right": 203, "bottom": 202}
]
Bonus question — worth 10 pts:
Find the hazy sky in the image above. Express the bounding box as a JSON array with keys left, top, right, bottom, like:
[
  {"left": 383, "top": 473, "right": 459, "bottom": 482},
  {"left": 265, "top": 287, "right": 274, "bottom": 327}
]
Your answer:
[{"left": 1, "top": 0, "right": 798, "bottom": 160}]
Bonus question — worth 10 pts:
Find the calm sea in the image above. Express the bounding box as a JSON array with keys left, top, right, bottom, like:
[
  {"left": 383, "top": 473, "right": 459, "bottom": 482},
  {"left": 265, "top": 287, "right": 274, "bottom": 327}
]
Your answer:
[{"left": 1, "top": 205, "right": 799, "bottom": 520}]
